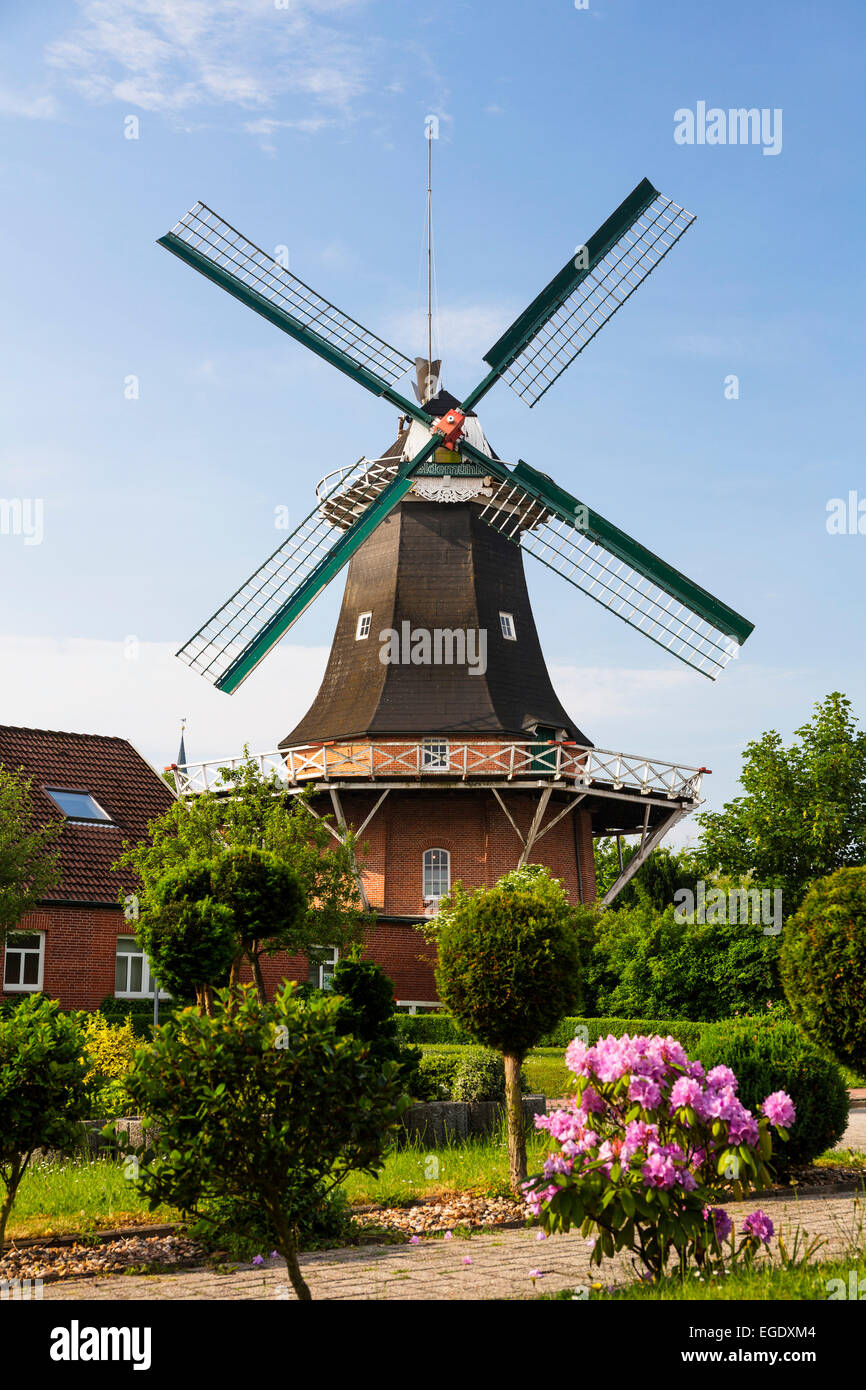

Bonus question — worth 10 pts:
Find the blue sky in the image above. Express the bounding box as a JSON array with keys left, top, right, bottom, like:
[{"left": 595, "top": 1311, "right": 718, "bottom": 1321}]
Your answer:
[{"left": 1, "top": 0, "right": 864, "bottom": 835}]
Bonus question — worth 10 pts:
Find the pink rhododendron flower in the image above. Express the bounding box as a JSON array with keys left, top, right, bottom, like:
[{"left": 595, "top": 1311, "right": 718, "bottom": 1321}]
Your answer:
[
  {"left": 629, "top": 1075, "right": 662, "bottom": 1109},
  {"left": 706, "top": 1207, "right": 732, "bottom": 1241},
  {"left": 761, "top": 1091, "right": 796, "bottom": 1128},
  {"left": 706, "top": 1065, "right": 738, "bottom": 1092},
  {"left": 565, "top": 1038, "right": 591, "bottom": 1076},
  {"left": 641, "top": 1149, "right": 677, "bottom": 1189},
  {"left": 742, "top": 1210, "right": 774, "bottom": 1244},
  {"left": 670, "top": 1076, "right": 704, "bottom": 1111}
]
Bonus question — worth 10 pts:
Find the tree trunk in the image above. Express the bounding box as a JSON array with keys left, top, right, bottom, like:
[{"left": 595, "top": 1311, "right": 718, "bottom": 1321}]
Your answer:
[
  {"left": 203, "top": 985, "right": 216, "bottom": 1018},
  {"left": 271, "top": 1211, "right": 311, "bottom": 1300},
  {"left": 228, "top": 953, "right": 243, "bottom": 992},
  {"left": 0, "top": 1159, "right": 24, "bottom": 1252},
  {"left": 503, "top": 1052, "right": 527, "bottom": 1192},
  {"left": 251, "top": 951, "right": 267, "bottom": 1006}
]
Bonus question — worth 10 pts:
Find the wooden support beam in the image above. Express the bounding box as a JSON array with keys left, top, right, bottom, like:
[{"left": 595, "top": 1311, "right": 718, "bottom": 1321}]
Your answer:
[
  {"left": 519, "top": 785, "right": 553, "bottom": 866},
  {"left": 491, "top": 787, "right": 525, "bottom": 845},
  {"left": 327, "top": 788, "right": 371, "bottom": 912}
]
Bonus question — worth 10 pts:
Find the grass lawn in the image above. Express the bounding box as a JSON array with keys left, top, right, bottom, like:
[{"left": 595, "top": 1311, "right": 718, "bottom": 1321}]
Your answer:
[
  {"left": 6, "top": 1157, "right": 178, "bottom": 1241},
  {"left": 6, "top": 1132, "right": 552, "bottom": 1240},
  {"left": 523, "top": 1048, "right": 571, "bottom": 1098},
  {"left": 344, "top": 1130, "right": 551, "bottom": 1205},
  {"left": 545, "top": 1256, "right": 866, "bottom": 1300}
]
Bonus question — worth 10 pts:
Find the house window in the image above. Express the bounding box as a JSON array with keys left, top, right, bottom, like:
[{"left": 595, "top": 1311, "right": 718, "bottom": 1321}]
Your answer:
[
  {"left": 3, "top": 931, "right": 44, "bottom": 991},
  {"left": 422, "top": 740, "right": 449, "bottom": 771},
  {"left": 115, "top": 936, "right": 169, "bottom": 998},
  {"left": 356, "top": 612, "right": 372, "bottom": 640},
  {"left": 44, "top": 787, "right": 113, "bottom": 823},
  {"left": 499, "top": 612, "right": 516, "bottom": 640},
  {"left": 308, "top": 945, "right": 339, "bottom": 991},
  {"left": 423, "top": 848, "right": 450, "bottom": 901}
]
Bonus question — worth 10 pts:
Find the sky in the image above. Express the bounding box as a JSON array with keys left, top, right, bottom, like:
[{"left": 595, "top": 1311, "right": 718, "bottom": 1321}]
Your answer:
[{"left": 0, "top": 0, "right": 864, "bottom": 842}]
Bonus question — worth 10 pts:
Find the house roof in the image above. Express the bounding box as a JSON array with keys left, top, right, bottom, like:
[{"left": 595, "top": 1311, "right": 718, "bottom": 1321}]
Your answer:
[{"left": 0, "top": 725, "right": 175, "bottom": 905}]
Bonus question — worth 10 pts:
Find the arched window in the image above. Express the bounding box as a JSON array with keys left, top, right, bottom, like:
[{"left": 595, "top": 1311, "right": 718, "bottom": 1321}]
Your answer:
[{"left": 423, "top": 848, "right": 450, "bottom": 901}]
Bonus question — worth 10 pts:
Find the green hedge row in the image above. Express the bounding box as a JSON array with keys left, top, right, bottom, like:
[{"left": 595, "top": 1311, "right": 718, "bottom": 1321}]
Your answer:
[{"left": 395, "top": 1013, "right": 705, "bottom": 1052}]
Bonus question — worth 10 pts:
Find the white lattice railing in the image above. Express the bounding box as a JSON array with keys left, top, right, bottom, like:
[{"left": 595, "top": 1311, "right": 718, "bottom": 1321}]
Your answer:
[{"left": 168, "top": 740, "right": 707, "bottom": 802}]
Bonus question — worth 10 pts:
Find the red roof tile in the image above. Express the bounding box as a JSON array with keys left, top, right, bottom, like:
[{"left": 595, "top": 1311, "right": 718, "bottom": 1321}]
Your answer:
[{"left": 0, "top": 726, "right": 175, "bottom": 904}]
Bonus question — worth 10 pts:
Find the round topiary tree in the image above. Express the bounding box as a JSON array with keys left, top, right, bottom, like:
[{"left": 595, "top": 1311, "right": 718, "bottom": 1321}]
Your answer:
[
  {"left": 435, "top": 866, "right": 583, "bottom": 1190},
  {"left": 136, "top": 861, "right": 237, "bottom": 1016},
  {"left": 779, "top": 867, "right": 866, "bottom": 1074},
  {"left": 211, "top": 846, "right": 307, "bottom": 1002},
  {"left": 695, "top": 1017, "right": 849, "bottom": 1168}
]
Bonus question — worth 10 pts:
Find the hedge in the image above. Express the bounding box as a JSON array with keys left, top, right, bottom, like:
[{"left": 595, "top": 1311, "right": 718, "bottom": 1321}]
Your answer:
[{"left": 395, "top": 1013, "right": 705, "bottom": 1053}]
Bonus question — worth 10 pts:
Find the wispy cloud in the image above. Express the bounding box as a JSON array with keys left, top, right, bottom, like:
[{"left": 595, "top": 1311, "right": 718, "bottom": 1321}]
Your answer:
[
  {"left": 386, "top": 301, "right": 517, "bottom": 377},
  {"left": 36, "top": 0, "right": 373, "bottom": 128},
  {"left": 0, "top": 84, "right": 58, "bottom": 119}
]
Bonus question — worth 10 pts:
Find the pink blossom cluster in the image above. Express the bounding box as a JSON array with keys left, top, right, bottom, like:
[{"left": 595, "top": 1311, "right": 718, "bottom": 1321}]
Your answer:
[{"left": 525, "top": 1033, "right": 796, "bottom": 1230}]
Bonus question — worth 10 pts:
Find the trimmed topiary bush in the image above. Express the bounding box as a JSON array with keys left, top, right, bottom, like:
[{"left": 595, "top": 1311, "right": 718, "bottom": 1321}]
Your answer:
[
  {"left": 450, "top": 1047, "right": 529, "bottom": 1102},
  {"left": 412, "top": 1051, "right": 461, "bottom": 1102},
  {"left": 435, "top": 867, "right": 583, "bottom": 1188},
  {"left": 780, "top": 867, "right": 866, "bottom": 1074},
  {"left": 695, "top": 1017, "right": 849, "bottom": 1168},
  {"left": 396, "top": 1013, "right": 708, "bottom": 1051},
  {"left": 538, "top": 1016, "right": 706, "bottom": 1052},
  {"left": 394, "top": 1013, "right": 470, "bottom": 1044}
]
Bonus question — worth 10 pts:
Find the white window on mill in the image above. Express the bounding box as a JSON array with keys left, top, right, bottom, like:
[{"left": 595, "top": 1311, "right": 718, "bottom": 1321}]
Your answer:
[{"left": 423, "top": 848, "right": 450, "bottom": 901}]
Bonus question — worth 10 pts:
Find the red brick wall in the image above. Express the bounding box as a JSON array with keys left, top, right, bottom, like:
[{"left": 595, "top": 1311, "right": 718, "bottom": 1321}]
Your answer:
[
  {"left": 315, "top": 787, "right": 597, "bottom": 916},
  {"left": 1, "top": 904, "right": 130, "bottom": 1011},
  {"left": 1, "top": 788, "right": 597, "bottom": 1012}
]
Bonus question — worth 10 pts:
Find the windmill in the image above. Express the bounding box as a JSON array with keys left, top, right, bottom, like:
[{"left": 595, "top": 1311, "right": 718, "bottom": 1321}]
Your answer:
[
  {"left": 159, "top": 177, "right": 752, "bottom": 694},
  {"left": 159, "top": 175, "right": 753, "bottom": 1001}
]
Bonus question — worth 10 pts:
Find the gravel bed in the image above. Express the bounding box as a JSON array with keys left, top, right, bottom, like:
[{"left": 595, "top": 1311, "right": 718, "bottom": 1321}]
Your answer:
[
  {"left": 353, "top": 1194, "right": 531, "bottom": 1238},
  {"left": 0, "top": 1234, "right": 207, "bottom": 1285}
]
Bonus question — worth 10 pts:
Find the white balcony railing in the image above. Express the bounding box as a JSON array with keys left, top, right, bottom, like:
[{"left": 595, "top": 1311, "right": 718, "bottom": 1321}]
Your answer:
[{"left": 168, "top": 740, "right": 707, "bottom": 803}]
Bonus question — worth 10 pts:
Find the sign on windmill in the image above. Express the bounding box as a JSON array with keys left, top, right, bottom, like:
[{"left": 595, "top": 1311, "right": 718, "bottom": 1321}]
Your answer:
[{"left": 158, "top": 178, "right": 753, "bottom": 694}]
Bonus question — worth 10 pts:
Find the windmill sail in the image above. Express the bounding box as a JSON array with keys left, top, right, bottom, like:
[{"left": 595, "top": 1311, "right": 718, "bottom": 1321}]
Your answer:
[
  {"left": 461, "top": 446, "right": 752, "bottom": 680},
  {"left": 466, "top": 179, "right": 696, "bottom": 410},
  {"left": 159, "top": 202, "right": 426, "bottom": 420},
  {"left": 177, "top": 440, "right": 437, "bottom": 693}
]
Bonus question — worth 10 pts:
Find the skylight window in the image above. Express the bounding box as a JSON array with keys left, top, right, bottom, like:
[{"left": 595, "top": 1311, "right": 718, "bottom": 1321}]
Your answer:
[{"left": 45, "top": 788, "right": 113, "bottom": 823}]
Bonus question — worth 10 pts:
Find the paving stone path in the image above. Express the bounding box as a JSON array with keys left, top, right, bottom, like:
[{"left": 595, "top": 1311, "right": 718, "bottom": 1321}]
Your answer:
[{"left": 45, "top": 1188, "right": 866, "bottom": 1302}]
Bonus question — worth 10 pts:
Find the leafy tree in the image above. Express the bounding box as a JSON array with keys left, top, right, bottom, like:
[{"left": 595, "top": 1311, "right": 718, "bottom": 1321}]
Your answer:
[
  {"left": 212, "top": 846, "right": 306, "bottom": 1001},
  {"left": 330, "top": 953, "right": 420, "bottom": 1093},
  {"left": 135, "top": 860, "right": 237, "bottom": 1014},
  {"left": 0, "top": 766, "right": 62, "bottom": 945},
  {"left": 593, "top": 840, "right": 701, "bottom": 911},
  {"left": 435, "top": 865, "right": 583, "bottom": 1190},
  {"left": 696, "top": 693, "right": 866, "bottom": 910},
  {"left": 117, "top": 984, "right": 409, "bottom": 1299},
  {"left": 585, "top": 901, "right": 780, "bottom": 1021},
  {"left": 0, "top": 996, "right": 89, "bottom": 1248},
  {"left": 780, "top": 866, "right": 866, "bottom": 1073},
  {"left": 117, "top": 756, "right": 365, "bottom": 997}
]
